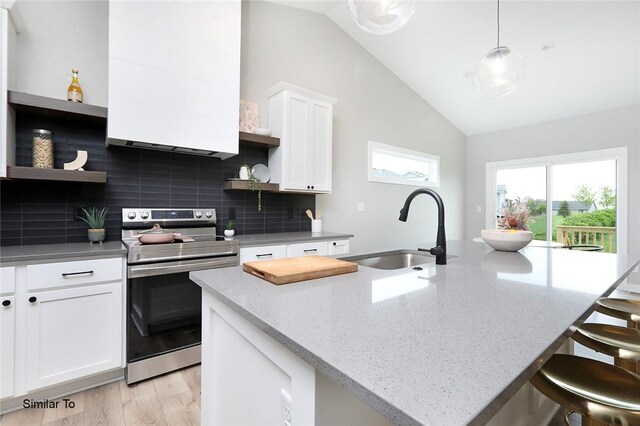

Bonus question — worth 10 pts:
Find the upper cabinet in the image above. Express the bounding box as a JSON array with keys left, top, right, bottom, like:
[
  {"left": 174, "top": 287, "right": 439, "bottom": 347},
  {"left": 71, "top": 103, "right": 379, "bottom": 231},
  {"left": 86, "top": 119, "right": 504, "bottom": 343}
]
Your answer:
[
  {"left": 106, "top": 1, "right": 241, "bottom": 159},
  {"left": 266, "top": 83, "right": 337, "bottom": 193},
  {"left": 1, "top": 7, "right": 17, "bottom": 179}
]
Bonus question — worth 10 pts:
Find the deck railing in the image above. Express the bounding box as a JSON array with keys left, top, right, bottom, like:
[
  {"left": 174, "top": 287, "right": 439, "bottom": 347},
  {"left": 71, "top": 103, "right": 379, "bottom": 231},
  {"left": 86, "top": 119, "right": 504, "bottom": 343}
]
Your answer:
[{"left": 556, "top": 226, "right": 616, "bottom": 253}]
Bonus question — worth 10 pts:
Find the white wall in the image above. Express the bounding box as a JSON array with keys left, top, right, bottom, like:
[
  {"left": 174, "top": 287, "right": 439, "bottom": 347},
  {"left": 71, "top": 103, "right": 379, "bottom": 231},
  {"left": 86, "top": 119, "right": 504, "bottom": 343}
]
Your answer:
[
  {"left": 241, "top": 1, "right": 467, "bottom": 254},
  {"left": 465, "top": 105, "right": 640, "bottom": 259},
  {"left": 12, "top": 1, "right": 108, "bottom": 106}
]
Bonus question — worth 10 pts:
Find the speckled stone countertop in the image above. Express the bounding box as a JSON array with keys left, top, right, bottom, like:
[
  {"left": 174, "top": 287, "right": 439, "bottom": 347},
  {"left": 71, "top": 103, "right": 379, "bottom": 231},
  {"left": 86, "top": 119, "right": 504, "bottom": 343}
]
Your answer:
[
  {"left": 191, "top": 241, "right": 640, "bottom": 425},
  {"left": 233, "top": 231, "right": 353, "bottom": 247},
  {"left": 0, "top": 241, "right": 126, "bottom": 265}
]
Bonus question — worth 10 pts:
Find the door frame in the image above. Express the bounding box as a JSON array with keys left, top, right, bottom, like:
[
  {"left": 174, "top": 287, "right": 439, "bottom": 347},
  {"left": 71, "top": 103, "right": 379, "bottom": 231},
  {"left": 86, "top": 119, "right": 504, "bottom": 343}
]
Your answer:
[{"left": 485, "top": 147, "right": 628, "bottom": 254}]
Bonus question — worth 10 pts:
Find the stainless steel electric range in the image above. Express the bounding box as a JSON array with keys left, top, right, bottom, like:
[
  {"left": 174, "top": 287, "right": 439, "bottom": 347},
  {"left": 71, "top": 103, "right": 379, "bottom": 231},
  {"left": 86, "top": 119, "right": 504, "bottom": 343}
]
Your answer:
[{"left": 121, "top": 208, "right": 239, "bottom": 385}]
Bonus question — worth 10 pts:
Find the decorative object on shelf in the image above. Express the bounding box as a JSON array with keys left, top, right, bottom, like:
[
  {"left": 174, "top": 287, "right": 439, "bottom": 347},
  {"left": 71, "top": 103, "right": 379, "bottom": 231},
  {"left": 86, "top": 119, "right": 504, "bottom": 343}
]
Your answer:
[
  {"left": 251, "top": 163, "right": 271, "bottom": 183},
  {"left": 472, "top": 0, "right": 524, "bottom": 98},
  {"left": 32, "top": 129, "right": 54, "bottom": 169},
  {"left": 63, "top": 150, "right": 88, "bottom": 171},
  {"left": 242, "top": 164, "right": 263, "bottom": 212},
  {"left": 80, "top": 206, "right": 108, "bottom": 244},
  {"left": 67, "top": 68, "right": 83, "bottom": 103},
  {"left": 347, "top": 0, "right": 415, "bottom": 35},
  {"left": 224, "top": 220, "right": 235, "bottom": 238},
  {"left": 239, "top": 100, "right": 259, "bottom": 133},
  {"left": 238, "top": 164, "right": 250, "bottom": 180},
  {"left": 254, "top": 128, "right": 272, "bottom": 137}
]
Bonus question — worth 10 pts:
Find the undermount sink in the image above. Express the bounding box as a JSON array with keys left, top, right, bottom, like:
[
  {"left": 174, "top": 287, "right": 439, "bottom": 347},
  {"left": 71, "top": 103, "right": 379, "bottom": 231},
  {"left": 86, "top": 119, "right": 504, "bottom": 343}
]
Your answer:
[{"left": 341, "top": 250, "right": 456, "bottom": 270}]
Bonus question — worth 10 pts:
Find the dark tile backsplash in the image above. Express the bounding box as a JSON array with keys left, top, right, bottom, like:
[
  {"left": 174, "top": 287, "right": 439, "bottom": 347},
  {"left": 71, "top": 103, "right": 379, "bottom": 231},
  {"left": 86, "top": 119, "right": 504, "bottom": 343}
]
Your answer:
[{"left": 0, "top": 112, "right": 314, "bottom": 246}]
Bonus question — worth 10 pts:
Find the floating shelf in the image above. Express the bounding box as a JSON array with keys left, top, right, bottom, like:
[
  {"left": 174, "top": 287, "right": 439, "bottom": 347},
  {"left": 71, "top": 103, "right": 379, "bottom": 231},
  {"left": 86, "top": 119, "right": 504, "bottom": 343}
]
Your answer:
[
  {"left": 223, "top": 180, "right": 280, "bottom": 192},
  {"left": 238, "top": 131, "right": 280, "bottom": 149},
  {"left": 6, "top": 166, "right": 107, "bottom": 183},
  {"left": 8, "top": 91, "right": 108, "bottom": 124}
]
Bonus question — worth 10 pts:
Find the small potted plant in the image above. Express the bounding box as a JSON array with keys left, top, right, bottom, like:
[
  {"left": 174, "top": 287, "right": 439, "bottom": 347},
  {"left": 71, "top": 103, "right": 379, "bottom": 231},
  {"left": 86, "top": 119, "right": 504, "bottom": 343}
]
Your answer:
[
  {"left": 80, "top": 207, "right": 108, "bottom": 243},
  {"left": 224, "top": 220, "right": 235, "bottom": 238}
]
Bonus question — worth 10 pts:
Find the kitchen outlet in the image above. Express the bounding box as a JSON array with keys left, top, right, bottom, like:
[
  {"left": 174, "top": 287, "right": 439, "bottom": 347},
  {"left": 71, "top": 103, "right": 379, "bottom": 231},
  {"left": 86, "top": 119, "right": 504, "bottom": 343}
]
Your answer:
[
  {"left": 229, "top": 207, "right": 236, "bottom": 220},
  {"left": 281, "top": 388, "right": 292, "bottom": 425},
  {"left": 357, "top": 202, "right": 365, "bottom": 212},
  {"left": 72, "top": 206, "right": 85, "bottom": 221}
]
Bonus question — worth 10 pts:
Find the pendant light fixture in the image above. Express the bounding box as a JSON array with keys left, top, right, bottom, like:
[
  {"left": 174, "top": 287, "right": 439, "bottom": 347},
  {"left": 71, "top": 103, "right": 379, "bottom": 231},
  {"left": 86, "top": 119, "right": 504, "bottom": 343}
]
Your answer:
[
  {"left": 348, "top": 0, "right": 415, "bottom": 35},
  {"left": 472, "top": 0, "right": 524, "bottom": 98}
]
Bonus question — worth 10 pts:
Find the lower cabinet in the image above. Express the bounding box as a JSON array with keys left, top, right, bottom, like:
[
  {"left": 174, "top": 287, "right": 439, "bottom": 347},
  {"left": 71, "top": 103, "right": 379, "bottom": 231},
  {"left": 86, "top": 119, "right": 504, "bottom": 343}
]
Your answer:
[
  {"left": 286, "top": 241, "right": 328, "bottom": 257},
  {"left": 239, "top": 238, "right": 351, "bottom": 264},
  {"left": 328, "top": 240, "right": 350, "bottom": 256},
  {"left": 25, "top": 282, "right": 122, "bottom": 391},
  {"left": 239, "top": 244, "right": 287, "bottom": 263},
  {"left": 0, "top": 257, "right": 124, "bottom": 406}
]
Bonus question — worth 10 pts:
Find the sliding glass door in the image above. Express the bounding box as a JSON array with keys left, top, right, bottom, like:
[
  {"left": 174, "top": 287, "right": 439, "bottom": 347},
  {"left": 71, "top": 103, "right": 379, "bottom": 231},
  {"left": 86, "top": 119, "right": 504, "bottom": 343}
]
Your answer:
[{"left": 486, "top": 148, "right": 627, "bottom": 254}]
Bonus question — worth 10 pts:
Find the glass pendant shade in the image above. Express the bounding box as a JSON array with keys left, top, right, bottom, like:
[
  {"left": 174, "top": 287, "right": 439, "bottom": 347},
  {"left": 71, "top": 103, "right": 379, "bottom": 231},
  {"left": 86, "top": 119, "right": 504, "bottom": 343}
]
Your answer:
[
  {"left": 347, "top": 0, "right": 415, "bottom": 35},
  {"left": 472, "top": 46, "right": 524, "bottom": 98}
]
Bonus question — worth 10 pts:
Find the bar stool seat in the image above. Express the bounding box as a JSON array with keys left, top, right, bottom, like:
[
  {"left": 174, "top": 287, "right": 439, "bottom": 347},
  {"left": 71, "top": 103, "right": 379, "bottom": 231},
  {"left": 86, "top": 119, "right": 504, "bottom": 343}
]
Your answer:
[
  {"left": 530, "top": 354, "right": 640, "bottom": 425},
  {"left": 572, "top": 323, "right": 640, "bottom": 373},
  {"left": 596, "top": 297, "right": 640, "bottom": 329}
]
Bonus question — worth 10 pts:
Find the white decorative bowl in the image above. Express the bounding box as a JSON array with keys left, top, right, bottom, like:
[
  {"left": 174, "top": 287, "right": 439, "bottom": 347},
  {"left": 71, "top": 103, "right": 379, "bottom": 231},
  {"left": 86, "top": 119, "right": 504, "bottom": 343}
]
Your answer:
[
  {"left": 480, "top": 229, "right": 533, "bottom": 252},
  {"left": 254, "top": 128, "right": 272, "bottom": 136}
]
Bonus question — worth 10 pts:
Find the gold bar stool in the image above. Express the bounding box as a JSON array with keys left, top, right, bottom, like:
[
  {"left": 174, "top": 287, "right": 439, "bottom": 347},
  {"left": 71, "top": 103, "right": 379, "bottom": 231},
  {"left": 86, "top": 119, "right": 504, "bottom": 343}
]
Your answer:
[
  {"left": 530, "top": 354, "right": 640, "bottom": 426},
  {"left": 596, "top": 297, "right": 640, "bottom": 329},
  {"left": 572, "top": 323, "right": 640, "bottom": 373}
]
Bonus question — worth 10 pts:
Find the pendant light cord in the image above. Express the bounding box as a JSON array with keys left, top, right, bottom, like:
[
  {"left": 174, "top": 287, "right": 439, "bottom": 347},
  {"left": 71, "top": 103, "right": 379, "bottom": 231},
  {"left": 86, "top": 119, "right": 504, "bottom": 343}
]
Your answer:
[{"left": 497, "top": 0, "right": 500, "bottom": 48}]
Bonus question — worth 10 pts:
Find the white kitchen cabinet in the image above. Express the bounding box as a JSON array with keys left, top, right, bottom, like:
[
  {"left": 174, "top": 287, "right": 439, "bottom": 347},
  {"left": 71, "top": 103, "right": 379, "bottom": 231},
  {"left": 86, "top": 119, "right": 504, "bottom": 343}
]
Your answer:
[
  {"left": 286, "top": 241, "right": 328, "bottom": 258},
  {"left": 239, "top": 244, "right": 287, "bottom": 264},
  {"left": 0, "top": 7, "right": 17, "bottom": 179},
  {"left": 266, "top": 83, "right": 336, "bottom": 193},
  {"left": 107, "top": 0, "right": 240, "bottom": 159},
  {"left": 0, "top": 257, "right": 124, "bottom": 404},
  {"left": 1, "top": 266, "right": 16, "bottom": 399},
  {"left": 25, "top": 282, "right": 122, "bottom": 391},
  {"left": 328, "top": 239, "right": 350, "bottom": 256}
]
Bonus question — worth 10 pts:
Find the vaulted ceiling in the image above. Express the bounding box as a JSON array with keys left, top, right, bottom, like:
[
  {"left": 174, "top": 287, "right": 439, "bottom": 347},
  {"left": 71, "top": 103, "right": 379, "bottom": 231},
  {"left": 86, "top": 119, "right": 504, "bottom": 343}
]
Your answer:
[{"left": 268, "top": 1, "right": 640, "bottom": 135}]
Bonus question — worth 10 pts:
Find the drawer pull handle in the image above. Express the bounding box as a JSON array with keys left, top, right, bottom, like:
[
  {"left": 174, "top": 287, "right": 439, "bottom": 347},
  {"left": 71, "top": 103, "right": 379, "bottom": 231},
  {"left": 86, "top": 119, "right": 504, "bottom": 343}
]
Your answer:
[
  {"left": 29, "top": 296, "right": 37, "bottom": 303},
  {"left": 62, "top": 270, "right": 94, "bottom": 277},
  {"left": 2, "top": 300, "right": 10, "bottom": 307},
  {"left": 304, "top": 249, "right": 318, "bottom": 253},
  {"left": 256, "top": 253, "right": 273, "bottom": 258}
]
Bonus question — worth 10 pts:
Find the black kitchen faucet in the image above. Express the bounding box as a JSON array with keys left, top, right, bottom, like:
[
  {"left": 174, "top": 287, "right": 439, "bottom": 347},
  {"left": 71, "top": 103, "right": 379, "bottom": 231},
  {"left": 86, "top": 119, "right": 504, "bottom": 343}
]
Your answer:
[{"left": 398, "top": 188, "right": 447, "bottom": 265}]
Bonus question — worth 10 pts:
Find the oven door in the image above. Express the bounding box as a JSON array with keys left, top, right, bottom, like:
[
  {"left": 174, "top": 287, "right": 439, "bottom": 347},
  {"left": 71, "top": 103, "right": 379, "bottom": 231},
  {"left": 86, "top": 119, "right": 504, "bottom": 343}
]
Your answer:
[{"left": 127, "top": 256, "right": 237, "bottom": 364}]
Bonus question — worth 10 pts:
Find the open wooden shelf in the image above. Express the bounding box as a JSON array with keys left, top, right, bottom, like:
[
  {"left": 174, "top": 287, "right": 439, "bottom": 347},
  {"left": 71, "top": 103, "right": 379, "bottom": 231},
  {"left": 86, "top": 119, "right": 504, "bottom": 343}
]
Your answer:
[
  {"left": 238, "top": 131, "right": 280, "bottom": 149},
  {"left": 8, "top": 91, "right": 108, "bottom": 124},
  {"left": 6, "top": 166, "right": 107, "bottom": 183},
  {"left": 223, "top": 180, "right": 280, "bottom": 192}
]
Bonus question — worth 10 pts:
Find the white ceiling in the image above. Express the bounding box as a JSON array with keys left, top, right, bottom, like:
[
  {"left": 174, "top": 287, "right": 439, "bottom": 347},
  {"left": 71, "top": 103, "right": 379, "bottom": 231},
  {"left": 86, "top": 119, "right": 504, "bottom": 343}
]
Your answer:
[{"left": 267, "top": 1, "right": 640, "bottom": 135}]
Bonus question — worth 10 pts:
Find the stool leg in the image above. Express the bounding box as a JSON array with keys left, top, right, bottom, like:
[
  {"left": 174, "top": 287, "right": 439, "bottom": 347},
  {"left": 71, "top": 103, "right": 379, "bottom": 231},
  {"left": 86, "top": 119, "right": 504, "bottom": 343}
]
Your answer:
[
  {"left": 614, "top": 357, "right": 638, "bottom": 374},
  {"left": 628, "top": 320, "right": 638, "bottom": 330}
]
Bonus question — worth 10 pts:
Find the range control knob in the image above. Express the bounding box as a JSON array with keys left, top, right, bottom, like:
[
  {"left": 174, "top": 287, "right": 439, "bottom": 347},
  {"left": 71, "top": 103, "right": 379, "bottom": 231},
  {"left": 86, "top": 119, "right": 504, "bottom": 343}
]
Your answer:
[
  {"left": 194, "top": 210, "right": 202, "bottom": 218},
  {"left": 140, "top": 211, "right": 149, "bottom": 219},
  {"left": 205, "top": 211, "right": 212, "bottom": 218},
  {"left": 127, "top": 211, "right": 137, "bottom": 220}
]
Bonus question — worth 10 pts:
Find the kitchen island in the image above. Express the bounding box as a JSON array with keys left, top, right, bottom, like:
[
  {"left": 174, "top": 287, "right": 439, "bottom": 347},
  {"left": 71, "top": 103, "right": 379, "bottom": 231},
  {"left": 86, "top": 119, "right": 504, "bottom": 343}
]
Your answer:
[{"left": 190, "top": 241, "right": 640, "bottom": 425}]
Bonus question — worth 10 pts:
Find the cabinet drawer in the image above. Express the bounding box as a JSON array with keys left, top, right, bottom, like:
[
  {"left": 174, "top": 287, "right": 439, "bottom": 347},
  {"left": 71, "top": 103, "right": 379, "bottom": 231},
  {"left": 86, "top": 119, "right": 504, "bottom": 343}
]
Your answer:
[
  {"left": 240, "top": 245, "right": 287, "bottom": 264},
  {"left": 328, "top": 240, "right": 350, "bottom": 256},
  {"left": 27, "top": 258, "right": 123, "bottom": 291},
  {"left": 1, "top": 267, "right": 15, "bottom": 295},
  {"left": 286, "top": 241, "right": 328, "bottom": 258}
]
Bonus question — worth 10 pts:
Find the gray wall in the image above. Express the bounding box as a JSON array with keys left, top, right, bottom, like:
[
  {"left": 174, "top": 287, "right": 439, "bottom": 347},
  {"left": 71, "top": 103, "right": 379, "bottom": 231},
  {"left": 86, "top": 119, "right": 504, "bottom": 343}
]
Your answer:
[
  {"left": 466, "top": 105, "right": 640, "bottom": 258},
  {"left": 241, "top": 1, "right": 467, "bottom": 254}
]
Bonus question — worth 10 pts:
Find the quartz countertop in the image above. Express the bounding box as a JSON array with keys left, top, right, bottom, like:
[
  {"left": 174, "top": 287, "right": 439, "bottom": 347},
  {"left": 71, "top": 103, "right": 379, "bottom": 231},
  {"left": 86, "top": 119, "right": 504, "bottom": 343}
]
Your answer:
[
  {"left": 190, "top": 241, "right": 640, "bottom": 425},
  {"left": 233, "top": 231, "right": 353, "bottom": 247},
  {"left": 0, "top": 241, "right": 126, "bottom": 265}
]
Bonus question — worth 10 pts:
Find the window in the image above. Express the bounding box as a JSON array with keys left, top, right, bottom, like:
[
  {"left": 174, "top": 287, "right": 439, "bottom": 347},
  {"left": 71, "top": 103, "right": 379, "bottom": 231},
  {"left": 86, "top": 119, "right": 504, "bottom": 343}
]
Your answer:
[
  {"left": 486, "top": 148, "right": 628, "bottom": 254},
  {"left": 367, "top": 141, "right": 439, "bottom": 187}
]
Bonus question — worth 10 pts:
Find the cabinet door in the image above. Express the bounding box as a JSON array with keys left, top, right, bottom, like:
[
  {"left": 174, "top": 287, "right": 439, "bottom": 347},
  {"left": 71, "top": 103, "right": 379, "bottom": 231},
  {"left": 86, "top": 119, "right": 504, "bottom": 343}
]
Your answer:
[
  {"left": 283, "top": 94, "right": 312, "bottom": 191},
  {"left": 1, "top": 295, "right": 15, "bottom": 399},
  {"left": 25, "top": 283, "right": 122, "bottom": 391},
  {"left": 239, "top": 245, "right": 287, "bottom": 264},
  {"left": 328, "top": 240, "right": 350, "bottom": 256},
  {"left": 287, "top": 241, "right": 328, "bottom": 258},
  {"left": 310, "top": 102, "right": 332, "bottom": 192}
]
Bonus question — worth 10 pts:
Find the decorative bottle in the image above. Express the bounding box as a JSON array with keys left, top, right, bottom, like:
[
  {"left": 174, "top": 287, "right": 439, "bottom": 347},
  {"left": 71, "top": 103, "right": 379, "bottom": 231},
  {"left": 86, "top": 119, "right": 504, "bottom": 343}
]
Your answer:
[{"left": 67, "top": 68, "right": 83, "bottom": 103}]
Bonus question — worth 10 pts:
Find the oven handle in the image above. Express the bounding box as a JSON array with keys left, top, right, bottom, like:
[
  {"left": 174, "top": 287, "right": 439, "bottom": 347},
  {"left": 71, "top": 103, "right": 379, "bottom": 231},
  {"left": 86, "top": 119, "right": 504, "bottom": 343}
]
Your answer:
[{"left": 128, "top": 256, "right": 238, "bottom": 279}]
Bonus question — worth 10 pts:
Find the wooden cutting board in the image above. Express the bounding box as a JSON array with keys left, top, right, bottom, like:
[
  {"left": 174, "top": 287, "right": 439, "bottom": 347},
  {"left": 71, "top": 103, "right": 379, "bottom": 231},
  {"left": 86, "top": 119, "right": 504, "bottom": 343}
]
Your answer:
[{"left": 243, "top": 256, "right": 358, "bottom": 285}]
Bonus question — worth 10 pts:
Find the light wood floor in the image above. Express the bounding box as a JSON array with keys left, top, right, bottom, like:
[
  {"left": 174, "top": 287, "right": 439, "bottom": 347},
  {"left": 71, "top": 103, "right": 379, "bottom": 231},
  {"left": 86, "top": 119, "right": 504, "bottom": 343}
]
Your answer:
[{"left": 0, "top": 365, "right": 201, "bottom": 426}]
